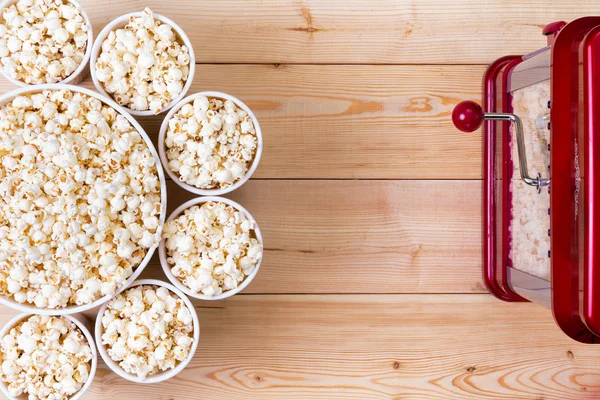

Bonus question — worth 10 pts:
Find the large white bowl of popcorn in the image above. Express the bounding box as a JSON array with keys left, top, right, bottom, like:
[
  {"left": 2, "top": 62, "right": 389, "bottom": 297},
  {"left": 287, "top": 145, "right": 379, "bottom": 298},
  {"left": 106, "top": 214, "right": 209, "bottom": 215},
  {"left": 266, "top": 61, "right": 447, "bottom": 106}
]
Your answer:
[
  {"left": 0, "top": 313, "right": 97, "bottom": 400},
  {"left": 90, "top": 8, "right": 195, "bottom": 116},
  {"left": 158, "top": 92, "right": 263, "bottom": 196},
  {"left": 159, "top": 196, "right": 264, "bottom": 300},
  {"left": 0, "top": 0, "right": 93, "bottom": 86},
  {"left": 95, "top": 279, "right": 199, "bottom": 384},
  {"left": 0, "top": 84, "right": 167, "bottom": 315}
]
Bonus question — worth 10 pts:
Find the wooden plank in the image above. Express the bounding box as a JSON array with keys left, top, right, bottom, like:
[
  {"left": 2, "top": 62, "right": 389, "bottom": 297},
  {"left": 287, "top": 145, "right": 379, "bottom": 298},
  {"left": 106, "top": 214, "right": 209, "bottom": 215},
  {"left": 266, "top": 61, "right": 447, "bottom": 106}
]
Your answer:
[
  {"left": 139, "top": 179, "right": 484, "bottom": 294},
  {"left": 0, "top": 65, "right": 484, "bottom": 179},
  {"left": 75, "top": 0, "right": 598, "bottom": 64},
  {"left": 0, "top": 295, "right": 597, "bottom": 399}
]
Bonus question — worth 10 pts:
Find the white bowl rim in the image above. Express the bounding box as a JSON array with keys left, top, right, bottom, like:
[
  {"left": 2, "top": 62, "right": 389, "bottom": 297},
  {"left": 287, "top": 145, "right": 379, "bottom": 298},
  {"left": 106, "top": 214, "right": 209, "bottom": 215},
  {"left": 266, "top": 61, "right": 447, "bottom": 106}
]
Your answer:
[
  {"left": 0, "top": 83, "right": 167, "bottom": 315},
  {"left": 158, "top": 196, "right": 264, "bottom": 300},
  {"left": 94, "top": 278, "right": 200, "bottom": 384},
  {"left": 158, "top": 91, "right": 263, "bottom": 196},
  {"left": 89, "top": 10, "right": 196, "bottom": 116},
  {"left": 0, "top": 313, "right": 98, "bottom": 400},
  {"left": 0, "top": 0, "right": 94, "bottom": 87}
]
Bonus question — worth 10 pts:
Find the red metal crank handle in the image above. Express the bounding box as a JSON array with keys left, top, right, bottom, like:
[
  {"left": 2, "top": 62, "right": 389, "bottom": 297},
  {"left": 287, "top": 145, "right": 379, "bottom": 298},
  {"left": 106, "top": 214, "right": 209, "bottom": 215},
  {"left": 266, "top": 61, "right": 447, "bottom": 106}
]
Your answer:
[{"left": 453, "top": 101, "right": 549, "bottom": 189}]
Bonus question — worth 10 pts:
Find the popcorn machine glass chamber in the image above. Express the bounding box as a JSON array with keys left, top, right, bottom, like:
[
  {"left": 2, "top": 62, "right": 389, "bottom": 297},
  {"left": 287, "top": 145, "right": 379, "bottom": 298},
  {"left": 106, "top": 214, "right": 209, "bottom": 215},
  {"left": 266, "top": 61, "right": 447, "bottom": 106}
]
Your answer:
[{"left": 452, "top": 18, "right": 600, "bottom": 343}]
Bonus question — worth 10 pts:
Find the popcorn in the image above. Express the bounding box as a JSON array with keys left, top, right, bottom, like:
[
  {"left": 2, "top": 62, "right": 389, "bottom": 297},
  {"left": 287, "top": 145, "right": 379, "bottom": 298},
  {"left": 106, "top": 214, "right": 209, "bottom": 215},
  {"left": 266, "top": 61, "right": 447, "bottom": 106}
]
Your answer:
[
  {"left": 509, "top": 81, "right": 551, "bottom": 280},
  {"left": 94, "top": 8, "right": 190, "bottom": 114},
  {"left": 163, "top": 201, "right": 263, "bottom": 297},
  {"left": 0, "top": 315, "right": 93, "bottom": 399},
  {"left": 0, "top": 89, "right": 163, "bottom": 308},
  {"left": 165, "top": 96, "right": 258, "bottom": 190},
  {"left": 0, "top": 0, "right": 89, "bottom": 84},
  {"left": 101, "top": 285, "right": 195, "bottom": 378}
]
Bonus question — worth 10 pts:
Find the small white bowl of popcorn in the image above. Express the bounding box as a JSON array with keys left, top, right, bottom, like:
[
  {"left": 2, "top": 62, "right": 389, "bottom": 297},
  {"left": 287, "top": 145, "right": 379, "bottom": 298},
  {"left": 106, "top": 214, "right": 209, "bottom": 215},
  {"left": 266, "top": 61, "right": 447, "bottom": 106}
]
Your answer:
[
  {"left": 0, "top": 313, "right": 97, "bottom": 400},
  {"left": 95, "top": 279, "right": 199, "bottom": 384},
  {"left": 159, "top": 92, "right": 263, "bottom": 196},
  {"left": 0, "top": 84, "right": 167, "bottom": 315},
  {"left": 0, "top": 0, "right": 93, "bottom": 86},
  {"left": 159, "top": 197, "right": 264, "bottom": 300},
  {"left": 90, "top": 7, "right": 195, "bottom": 116}
]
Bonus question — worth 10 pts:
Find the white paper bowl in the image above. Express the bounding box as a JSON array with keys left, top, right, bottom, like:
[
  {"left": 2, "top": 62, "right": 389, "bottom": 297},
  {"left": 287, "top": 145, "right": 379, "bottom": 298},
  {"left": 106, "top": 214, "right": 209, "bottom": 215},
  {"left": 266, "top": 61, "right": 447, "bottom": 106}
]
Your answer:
[
  {"left": 159, "top": 196, "right": 264, "bottom": 300},
  {"left": 95, "top": 279, "right": 200, "bottom": 384},
  {"left": 90, "top": 11, "right": 195, "bottom": 117},
  {"left": 0, "top": 313, "right": 98, "bottom": 400},
  {"left": 158, "top": 91, "right": 263, "bottom": 196},
  {"left": 0, "top": 84, "right": 167, "bottom": 315},
  {"left": 0, "top": 0, "right": 93, "bottom": 86}
]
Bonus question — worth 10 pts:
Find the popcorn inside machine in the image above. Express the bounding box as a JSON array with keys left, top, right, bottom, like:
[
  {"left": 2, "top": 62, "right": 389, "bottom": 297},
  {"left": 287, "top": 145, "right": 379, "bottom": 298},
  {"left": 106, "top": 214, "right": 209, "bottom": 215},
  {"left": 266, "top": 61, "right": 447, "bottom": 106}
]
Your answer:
[{"left": 452, "top": 18, "right": 600, "bottom": 342}]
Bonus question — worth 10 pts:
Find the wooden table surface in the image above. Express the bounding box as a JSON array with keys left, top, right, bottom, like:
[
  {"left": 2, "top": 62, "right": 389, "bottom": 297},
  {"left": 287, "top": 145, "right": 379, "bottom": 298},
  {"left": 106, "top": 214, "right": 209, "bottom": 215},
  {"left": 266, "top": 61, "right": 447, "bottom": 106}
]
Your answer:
[{"left": 2, "top": 1, "right": 600, "bottom": 399}]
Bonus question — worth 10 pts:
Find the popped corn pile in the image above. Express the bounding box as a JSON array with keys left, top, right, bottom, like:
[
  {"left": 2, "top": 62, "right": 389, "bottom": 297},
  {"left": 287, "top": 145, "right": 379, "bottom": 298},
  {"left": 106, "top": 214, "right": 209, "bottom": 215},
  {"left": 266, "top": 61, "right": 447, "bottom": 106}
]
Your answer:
[
  {"left": 163, "top": 201, "right": 263, "bottom": 297},
  {"left": 0, "top": 89, "right": 163, "bottom": 309},
  {"left": 0, "top": 315, "right": 93, "bottom": 399},
  {"left": 0, "top": 0, "right": 89, "bottom": 84},
  {"left": 165, "top": 96, "right": 258, "bottom": 190},
  {"left": 100, "top": 285, "right": 195, "bottom": 379},
  {"left": 509, "top": 80, "right": 551, "bottom": 280},
  {"left": 94, "top": 7, "right": 191, "bottom": 114}
]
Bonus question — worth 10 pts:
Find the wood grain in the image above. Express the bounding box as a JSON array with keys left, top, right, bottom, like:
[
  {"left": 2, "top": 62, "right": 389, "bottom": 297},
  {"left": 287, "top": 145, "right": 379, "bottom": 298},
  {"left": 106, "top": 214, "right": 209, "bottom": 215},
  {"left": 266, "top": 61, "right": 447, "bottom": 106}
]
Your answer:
[
  {"left": 0, "top": 295, "right": 598, "bottom": 400},
  {"left": 76, "top": 0, "right": 598, "bottom": 64},
  {"left": 140, "top": 179, "right": 484, "bottom": 294},
  {"left": 1, "top": 3, "right": 595, "bottom": 399},
  {"left": 0, "top": 65, "right": 484, "bottom": 179}
]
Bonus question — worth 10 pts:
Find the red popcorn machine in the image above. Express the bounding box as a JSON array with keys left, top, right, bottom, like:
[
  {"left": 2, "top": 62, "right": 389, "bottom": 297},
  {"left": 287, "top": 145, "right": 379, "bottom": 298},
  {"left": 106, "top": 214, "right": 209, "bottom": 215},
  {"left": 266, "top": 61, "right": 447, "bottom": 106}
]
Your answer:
[{"left": 452, "top": 18, "right": 600, "bottom": 343}]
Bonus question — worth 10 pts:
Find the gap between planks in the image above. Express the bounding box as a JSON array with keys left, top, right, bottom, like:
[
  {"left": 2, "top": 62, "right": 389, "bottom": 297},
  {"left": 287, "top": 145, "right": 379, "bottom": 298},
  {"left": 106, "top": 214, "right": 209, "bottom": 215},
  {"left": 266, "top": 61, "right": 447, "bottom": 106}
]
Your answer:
[{"left": 188, "top": 63, "right": 492, "bottom": 66}]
